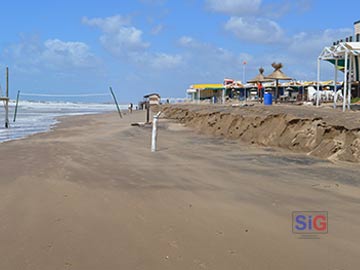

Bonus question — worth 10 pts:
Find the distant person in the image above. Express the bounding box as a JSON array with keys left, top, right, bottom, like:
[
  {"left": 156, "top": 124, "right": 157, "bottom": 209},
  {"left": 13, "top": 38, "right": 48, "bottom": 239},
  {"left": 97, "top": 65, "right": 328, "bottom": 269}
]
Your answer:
[
  {"left": 257, "top": 82, "right": 264, "bottom": 103},
  {"left": 128, "top": 103, "right": 133, "bottom": 113}
]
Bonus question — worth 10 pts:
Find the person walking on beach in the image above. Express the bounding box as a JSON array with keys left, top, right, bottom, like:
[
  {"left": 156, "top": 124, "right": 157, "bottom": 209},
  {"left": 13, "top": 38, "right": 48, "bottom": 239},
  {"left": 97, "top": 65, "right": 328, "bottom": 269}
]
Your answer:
[
  {"left": 128, "top": 103, "right": 133, "bottom": 114},
  {"left": 257, "top": 82, "right": 264, "bottom": 103}
]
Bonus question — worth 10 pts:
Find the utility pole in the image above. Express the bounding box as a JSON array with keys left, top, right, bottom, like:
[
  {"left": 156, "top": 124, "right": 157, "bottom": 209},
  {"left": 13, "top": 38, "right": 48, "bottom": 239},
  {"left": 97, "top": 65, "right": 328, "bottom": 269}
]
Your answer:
[{"left": 5, "top": 67, "right": 9, "bottom": 128}]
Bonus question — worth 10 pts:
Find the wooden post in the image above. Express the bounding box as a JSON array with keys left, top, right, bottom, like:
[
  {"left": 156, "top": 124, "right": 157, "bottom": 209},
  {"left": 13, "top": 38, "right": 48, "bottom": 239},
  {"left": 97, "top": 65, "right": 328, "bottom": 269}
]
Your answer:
[
  {"left": 13, "top": 90, "right": 20, "bottom": 122},
  {"left": 5, "top": 67, "right": 9, "bottom": 128},
  {"left": 146, "top": 102, "right": 150, "bottom": 123},
  {"left": 302, "top": 85, "right": 305, "bottom": 102},
  {"left": 109, "top": 87, "right": 122, "bottom": 119},
  {"left": 6, "top": 67, "right": 9, "bottom": 97}
]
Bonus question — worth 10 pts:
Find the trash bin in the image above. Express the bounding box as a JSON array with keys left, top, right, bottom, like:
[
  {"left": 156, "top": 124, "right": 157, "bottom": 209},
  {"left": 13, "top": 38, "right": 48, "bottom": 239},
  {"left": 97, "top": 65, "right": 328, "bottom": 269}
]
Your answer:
[{"left": 264, "top": 93, "right": 272, "bottom": 106}]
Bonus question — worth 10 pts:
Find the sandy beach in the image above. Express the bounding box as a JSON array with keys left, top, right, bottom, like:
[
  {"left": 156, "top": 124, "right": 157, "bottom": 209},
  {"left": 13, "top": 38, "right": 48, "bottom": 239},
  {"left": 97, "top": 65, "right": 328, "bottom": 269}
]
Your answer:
[
  {"left": 163, "top": 104, "right": 360, "bottom": 162},
  {"left": 0, "top": 108, "right": 360, "bottom": 269}
]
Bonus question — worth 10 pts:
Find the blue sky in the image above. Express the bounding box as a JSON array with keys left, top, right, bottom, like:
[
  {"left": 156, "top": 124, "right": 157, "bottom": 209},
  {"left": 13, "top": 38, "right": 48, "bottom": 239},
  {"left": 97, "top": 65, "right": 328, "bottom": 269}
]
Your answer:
[{"left": 0, "top": 0, "right": 359, "bottom": 102}]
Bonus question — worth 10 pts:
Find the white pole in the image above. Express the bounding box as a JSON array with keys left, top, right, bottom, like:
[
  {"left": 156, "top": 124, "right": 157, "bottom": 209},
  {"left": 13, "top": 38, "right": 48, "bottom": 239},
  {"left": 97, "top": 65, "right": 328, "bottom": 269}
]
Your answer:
[
  {"left": 316, "top": 57, "right": 321, "bottom": 107},
  {"left": 343, "top": 51, "right": 348, "bottom": 112},
  {"left": 348, "top": 55, "right": 353, "bottom": 110},
  {"left": 334, "top": 59, "right": 338, "bottom": 109},
  {"left": 222, "top": 88, "right": 225, "bottom": 104},
  {"left": 151, "top": 111, "right": 161, "bottom": 152},
  {"left": 355, "top": 55, "right": 358, "bottom": 83}
]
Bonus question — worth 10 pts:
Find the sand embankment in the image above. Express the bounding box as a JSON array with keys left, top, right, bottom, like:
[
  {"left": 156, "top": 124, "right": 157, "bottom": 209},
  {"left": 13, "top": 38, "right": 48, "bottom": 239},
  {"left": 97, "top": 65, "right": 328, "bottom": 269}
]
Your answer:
[{"left": 162, "top": 104, "right": 360, "bottom": 162}]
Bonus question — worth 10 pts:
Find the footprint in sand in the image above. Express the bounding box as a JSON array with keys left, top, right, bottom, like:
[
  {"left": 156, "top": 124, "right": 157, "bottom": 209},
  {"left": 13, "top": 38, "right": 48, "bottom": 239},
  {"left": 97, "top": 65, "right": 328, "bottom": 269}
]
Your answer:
[{"left": 168, "top": 241, "right": 178, "bottom": 249}]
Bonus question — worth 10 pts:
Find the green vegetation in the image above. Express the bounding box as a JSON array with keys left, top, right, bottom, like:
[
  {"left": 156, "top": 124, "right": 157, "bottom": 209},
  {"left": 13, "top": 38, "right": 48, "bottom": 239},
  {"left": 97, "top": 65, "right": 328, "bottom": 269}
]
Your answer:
[{"left": 351, "top": 97, "right": 360, "bottom": 104}]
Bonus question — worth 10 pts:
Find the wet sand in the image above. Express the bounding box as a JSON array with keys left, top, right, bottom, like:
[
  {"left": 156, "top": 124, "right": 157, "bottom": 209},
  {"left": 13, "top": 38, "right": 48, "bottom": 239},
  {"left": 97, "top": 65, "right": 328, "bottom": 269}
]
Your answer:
[{"left": 0, "top": 110, "right": 359, "bottom": 269}]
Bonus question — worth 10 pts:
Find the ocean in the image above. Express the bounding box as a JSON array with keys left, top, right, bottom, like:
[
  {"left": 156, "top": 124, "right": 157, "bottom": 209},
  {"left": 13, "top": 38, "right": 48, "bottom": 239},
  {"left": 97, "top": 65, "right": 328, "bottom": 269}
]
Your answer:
[{"left": 0, "top": 101, "right": 125, "bottom": 143}]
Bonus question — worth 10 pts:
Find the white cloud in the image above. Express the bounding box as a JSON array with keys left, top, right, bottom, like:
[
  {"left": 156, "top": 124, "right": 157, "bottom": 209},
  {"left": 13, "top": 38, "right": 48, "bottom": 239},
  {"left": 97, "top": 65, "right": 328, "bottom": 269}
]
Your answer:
[
  {"left": 42, "top": 39, "right": 96, "bottom": 68},
  {"left": 205, "top": 0, "right": 262, "bottom": 16},
  {"left": 178, "top": 36, "right": 201, "bottom": 48},
  {"left": 150, "top": 53, "right": 183, "bottom": 69},
  {"left": 176, "top": 26, "right": 353, "bottom": 84},
  {"left": 177, "top": 36, "right": 253, "bottom": 81},
  {"left": 131, "top": 52, "right": 183, "bottom": 70},
  {"left": 288, "top": 28, "right": 353, "bottom": 57},
  {"left": 243, "top": 28, "right": 354, "bottom": 81},
  {"left": 83, "top": 15, "right": 183, "bottom": 70},
  {"left": 2, "top": 36, "right": 98, "bottom": 72},
  {"left": 82, "top": 15, "right": 130, "bottom": 32},
  {"left": 282, "top": 28, "right": 353, "bottom": 80},
  {"left": 82, "top": 15, "right": 150, "bottom": 55},
  {"left": 224, "top": 17, "right": 284, "bottom": 43},
  {"left": 151, "top": 24, "right": 164, "bottom": 35}
]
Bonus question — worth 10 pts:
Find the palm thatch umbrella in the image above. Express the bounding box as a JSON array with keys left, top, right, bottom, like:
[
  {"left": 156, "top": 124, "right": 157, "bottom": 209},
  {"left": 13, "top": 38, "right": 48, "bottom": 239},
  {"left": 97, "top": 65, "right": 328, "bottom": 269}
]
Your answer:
[
  {"left": 248, "top": 67, "right": 273, "bottom": 103},
  {"left": 265, "top": 63, "right": 292, "bottom": 103},
  {"left": 247, "top": 67, "right": 274, "bottom": 83}
]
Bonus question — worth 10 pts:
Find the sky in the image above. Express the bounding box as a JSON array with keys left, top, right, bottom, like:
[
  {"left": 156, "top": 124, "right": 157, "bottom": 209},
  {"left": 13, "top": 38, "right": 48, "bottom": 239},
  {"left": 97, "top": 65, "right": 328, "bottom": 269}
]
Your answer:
[{"left": 0, "top": 0, "right": 359, "bottom": 102}]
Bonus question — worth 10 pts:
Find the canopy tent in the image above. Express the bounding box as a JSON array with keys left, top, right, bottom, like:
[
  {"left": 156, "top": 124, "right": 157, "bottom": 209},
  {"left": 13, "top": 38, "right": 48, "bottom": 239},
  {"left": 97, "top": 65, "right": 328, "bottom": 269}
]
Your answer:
[
  {"left": 281, "top": 81, "right": 302, "bottom": 87},
  {"left": 224, "top": 81, "right": 244, "bottom": 89},
  {"left": 326, "top": 58, "right": 360, "bottom": 81},
  {"left": 317, "top": 42, "right": 360, "bottom": 111},
  {"left": 190, "top": 84, "right": 224, "bottom": 90}
]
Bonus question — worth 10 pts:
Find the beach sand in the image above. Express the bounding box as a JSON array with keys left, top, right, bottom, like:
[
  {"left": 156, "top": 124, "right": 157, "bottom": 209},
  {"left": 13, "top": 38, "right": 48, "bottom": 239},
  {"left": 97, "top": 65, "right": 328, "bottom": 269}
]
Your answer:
[
  {"left": 163, "top": 104, "right": 360, "bottom": 162},
  {"left": 0, "top": 109, "right": 359, "bottom": 269}
]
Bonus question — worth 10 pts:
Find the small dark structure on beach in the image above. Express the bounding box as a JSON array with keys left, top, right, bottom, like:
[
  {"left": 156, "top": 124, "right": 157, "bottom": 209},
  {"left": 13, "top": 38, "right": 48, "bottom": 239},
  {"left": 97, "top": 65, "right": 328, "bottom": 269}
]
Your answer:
[
  {"left": 144, "top": 93, "right": 161, "bottom": 106},
  {"left": 266, "top": 63, "right": 292, "bottom": 103},
  {"left": 0, "top": 67, "right": 10, "bottom": 128},
  {"left": 141, "top": 93, "right": 161, "bottom": 123}
]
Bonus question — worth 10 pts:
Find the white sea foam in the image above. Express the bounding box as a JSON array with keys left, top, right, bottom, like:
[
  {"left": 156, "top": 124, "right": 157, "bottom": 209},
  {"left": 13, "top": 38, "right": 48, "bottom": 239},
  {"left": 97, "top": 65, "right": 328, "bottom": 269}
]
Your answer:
[{"left": 0, "top": 101, "right": 124, "bottom": 143}]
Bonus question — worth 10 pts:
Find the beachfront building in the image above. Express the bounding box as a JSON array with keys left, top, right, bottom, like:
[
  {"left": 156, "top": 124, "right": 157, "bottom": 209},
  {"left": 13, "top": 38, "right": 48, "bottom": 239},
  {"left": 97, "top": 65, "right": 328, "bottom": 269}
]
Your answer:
[
  {"left": 187, "top": 84, "right": 224, "bottom": 103},
  {"left": 355, "top": 20, "right": 360, "bottom": 40},
  {"left": 187, "top": 79, "right": 248, "bottom": 103},
  {"left": 186, "top": 80, "right": 344, "bottom": 104},
  {"left": 317, "top": 20, "right": 360, "bottom": 111}
]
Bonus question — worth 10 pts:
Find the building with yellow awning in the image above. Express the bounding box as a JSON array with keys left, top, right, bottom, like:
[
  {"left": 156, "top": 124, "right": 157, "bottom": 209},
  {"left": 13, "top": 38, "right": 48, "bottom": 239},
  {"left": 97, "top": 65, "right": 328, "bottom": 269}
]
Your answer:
[{"left": 187, "top": 83, "right": 225, "bottom": 102}]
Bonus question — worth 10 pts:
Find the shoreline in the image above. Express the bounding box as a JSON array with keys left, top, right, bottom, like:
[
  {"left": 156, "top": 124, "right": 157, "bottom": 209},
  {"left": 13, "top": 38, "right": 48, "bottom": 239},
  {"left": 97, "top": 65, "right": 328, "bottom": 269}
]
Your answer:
[
  {"left": 0, "top": 101, "right": 121, "bottom": 144},
  {"left": 0, "top": 110, "right": 122, "bottom": 144}
]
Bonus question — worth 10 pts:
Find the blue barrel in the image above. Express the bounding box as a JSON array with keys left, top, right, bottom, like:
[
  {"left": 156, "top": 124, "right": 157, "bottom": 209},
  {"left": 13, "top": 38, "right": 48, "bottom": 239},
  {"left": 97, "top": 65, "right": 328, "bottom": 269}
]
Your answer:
[{"left": 264, "top": 93, "right": 272, "bottom": 105}]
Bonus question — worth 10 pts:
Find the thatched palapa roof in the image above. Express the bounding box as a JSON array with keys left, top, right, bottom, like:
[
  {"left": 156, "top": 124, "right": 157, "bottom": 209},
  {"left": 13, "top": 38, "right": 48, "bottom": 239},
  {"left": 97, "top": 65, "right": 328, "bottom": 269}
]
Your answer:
[
  {"left": 265, "top": 63, "right": 292, "bottom": 81},
  {"left": 248, "top": 67, "right": 274, "bottom": 83}
]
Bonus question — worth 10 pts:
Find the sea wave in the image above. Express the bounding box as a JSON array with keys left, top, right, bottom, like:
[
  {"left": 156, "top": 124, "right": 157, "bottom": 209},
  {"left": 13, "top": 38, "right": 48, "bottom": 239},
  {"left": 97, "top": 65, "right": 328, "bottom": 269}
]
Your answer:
[{"left": 0, "top": 101, "right": 122, "bottom": 143}]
